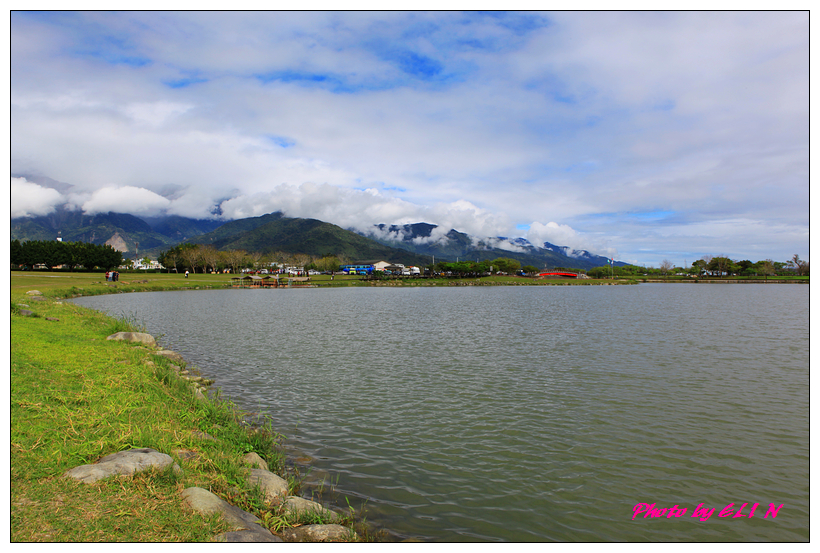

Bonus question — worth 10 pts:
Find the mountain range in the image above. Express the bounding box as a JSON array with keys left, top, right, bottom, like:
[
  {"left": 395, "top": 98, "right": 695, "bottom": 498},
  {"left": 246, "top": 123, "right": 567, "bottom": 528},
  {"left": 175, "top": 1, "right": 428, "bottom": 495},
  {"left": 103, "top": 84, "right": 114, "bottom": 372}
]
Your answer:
[
  {"left": 363, "top": 222, "right": 624, "bottom": 270},
  {"left": 11, "top": 174, "right": 624, "bottom": 270},
  {"left": 11, "top": 207, "right": 624, "bottom": 270}
]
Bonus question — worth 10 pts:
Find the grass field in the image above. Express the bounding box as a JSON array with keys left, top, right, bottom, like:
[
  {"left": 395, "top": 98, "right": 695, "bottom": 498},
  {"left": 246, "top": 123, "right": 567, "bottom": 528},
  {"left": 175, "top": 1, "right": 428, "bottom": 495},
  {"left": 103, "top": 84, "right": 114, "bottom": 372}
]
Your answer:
[{"left": 10, "top": 272, "right": 367, "bottom": 542}]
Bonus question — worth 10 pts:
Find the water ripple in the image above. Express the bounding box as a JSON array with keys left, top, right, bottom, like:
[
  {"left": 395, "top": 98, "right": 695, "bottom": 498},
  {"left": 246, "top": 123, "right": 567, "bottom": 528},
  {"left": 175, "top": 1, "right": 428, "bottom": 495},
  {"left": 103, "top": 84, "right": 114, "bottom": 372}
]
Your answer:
[{"left": 73, "top": 284, "right": 809, "bottom": 542}]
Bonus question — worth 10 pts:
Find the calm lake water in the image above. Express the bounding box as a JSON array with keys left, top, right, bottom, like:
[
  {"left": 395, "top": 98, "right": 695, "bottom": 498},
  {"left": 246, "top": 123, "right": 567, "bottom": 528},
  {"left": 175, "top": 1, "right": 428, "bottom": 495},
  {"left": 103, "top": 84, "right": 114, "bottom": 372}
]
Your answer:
[{"left": 73, "top": 283, "right": 809, "bottom": 542}]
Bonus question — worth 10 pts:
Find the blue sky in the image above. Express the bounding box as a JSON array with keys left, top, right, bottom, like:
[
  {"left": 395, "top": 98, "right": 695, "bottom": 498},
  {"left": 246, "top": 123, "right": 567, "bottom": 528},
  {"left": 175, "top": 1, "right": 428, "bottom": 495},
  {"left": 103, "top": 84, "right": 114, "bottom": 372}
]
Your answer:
[{"left": 9, "top": 10, "right": 809, "bottom": 266}]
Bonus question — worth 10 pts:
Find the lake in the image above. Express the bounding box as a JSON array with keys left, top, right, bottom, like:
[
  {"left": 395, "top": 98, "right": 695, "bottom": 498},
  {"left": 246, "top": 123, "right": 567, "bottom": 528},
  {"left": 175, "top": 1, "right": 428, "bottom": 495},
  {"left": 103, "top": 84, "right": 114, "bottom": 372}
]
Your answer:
[{"left": 72, "top": 283, "right": 809, "bottom": 541}]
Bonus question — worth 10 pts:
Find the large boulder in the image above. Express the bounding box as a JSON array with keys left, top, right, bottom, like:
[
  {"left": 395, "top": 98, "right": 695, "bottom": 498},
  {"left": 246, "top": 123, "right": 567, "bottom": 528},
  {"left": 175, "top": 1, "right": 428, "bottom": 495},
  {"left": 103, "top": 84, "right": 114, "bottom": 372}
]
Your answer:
[
  {"left": 64, "top": 448, "right": 178, "bottom": 484},
  {"left": 247, "top": 468, "right": 288, "bottom": 503},
  {"left": 242, "top": 452, "right": 269, "bottom": 471},
  {"left": 282, "top": 524, "right": 356, "bottom": 542},
  {"left": 153, "top": 350, "right": 186, "bottom": 364},
  {"left": 285, "top": 496, "right": 341, "bottom": 522},
  {"left": 182, "top": 487, "right": 279, "bottom": 542},
  {"left": 216, "top": 530, "right": 283, "bottom": 542},
  {"left": 106, "top": 332, "right": 157, "bottom": 347}
]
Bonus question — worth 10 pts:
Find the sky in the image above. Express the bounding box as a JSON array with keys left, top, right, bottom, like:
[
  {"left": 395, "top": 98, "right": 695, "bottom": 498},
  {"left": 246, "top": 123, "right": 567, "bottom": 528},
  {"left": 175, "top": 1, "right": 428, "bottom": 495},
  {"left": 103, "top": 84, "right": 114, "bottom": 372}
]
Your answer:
[{"left": 9, "top": 10, "right": 810, "bottom": 267}]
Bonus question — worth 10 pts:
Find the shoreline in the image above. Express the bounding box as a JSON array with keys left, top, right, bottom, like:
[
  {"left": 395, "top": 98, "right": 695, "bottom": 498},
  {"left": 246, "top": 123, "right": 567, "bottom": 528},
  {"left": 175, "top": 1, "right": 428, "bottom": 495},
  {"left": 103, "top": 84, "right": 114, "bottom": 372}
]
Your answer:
[{"left": 10, "top": 276, "right": 389, "bottom": 542}]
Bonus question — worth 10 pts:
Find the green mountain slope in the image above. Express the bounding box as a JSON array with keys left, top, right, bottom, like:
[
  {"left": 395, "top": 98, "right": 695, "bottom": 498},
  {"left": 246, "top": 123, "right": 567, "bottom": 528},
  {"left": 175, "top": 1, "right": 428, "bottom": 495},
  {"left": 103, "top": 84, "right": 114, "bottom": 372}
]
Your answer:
[
  {"left": 140, "top": 215, "right": 224, "bottom": 242},
  {"left": 191, "top": 212, "right": 286, "bottom": 245},
  {"left": 11, "top": 209, "right": 174, "bottom": 256},
  {"left": 191, "top": 215, "right": 432, "bottom": 265}
]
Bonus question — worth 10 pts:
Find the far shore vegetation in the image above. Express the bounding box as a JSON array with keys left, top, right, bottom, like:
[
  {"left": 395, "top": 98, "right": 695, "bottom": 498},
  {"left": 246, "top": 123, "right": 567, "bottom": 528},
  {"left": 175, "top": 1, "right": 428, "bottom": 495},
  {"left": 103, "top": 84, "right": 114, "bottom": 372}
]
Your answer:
[{"left": 10, "top": 239, "right": 809, "bottom": 283}]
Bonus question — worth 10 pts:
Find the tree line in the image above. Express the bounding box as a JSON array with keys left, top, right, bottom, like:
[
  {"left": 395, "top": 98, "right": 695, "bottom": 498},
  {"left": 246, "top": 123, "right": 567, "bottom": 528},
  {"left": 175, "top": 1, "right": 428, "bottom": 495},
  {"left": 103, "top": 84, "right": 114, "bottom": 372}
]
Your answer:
[
  {"left": 10, "top": 239, "right": 123, "bottom": 271},
  {"left": 430, "top": 257, "right": 535, "bottom": 276},
  {"left": 157, "top": 243, "right": 346, "bottom": 274},
  {"left": 586, "top": 254, "right": 809, "bottom": 279}
]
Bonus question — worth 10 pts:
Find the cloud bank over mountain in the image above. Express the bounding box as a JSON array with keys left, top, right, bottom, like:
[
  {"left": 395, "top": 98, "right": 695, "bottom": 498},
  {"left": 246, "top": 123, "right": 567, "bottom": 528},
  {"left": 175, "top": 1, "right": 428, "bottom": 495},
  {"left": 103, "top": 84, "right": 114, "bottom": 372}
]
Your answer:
[{"left": 11, "top": 11, "right": 808, "bottom": 265}]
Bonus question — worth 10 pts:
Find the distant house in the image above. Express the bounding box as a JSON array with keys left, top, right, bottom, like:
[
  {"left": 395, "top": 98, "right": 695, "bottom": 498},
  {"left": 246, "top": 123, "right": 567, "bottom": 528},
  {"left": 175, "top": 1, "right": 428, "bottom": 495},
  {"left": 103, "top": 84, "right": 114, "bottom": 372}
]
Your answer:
[{"left": 134, "top": 259, "right": 164, "bottom": 270}]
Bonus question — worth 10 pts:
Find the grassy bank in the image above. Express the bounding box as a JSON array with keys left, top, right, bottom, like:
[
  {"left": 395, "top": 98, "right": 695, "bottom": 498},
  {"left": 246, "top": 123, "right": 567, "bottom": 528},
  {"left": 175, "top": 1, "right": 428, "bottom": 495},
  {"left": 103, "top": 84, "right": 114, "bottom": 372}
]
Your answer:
[{"left": 10, "top": 275, "right": 370, "bottom": 542}]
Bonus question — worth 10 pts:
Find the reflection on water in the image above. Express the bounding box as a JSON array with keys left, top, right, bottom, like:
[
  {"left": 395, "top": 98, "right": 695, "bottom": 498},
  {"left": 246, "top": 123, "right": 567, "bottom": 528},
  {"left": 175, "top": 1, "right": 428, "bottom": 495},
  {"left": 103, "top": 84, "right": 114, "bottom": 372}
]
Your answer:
[{"left": 74, "top": 284, "right": 809, "bottom": 541}]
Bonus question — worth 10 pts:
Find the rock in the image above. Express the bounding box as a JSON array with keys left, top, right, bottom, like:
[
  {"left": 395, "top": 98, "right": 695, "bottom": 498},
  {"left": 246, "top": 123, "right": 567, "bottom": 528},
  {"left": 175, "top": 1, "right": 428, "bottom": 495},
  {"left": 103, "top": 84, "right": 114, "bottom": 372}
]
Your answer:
[
  {"left": 242, "top": 452, "right": 269, "bottom": 471},
  {"left": 154, "top": 350, "right": 186, "bottom": 364},
  {"left": 247, "top": 468, "right": 288, "bottom": 503},
  {"left": 282, "top": 524, "right": 356, "bottom": 542},
  {"left": 173, "top": 449, "right": 199, "bottom": 462},
  {"left": 18, "top": 309, "right": 33, "bottom": 317},
  {"left": 45, "top": 317, "right": 59, "bottom": 322},
  {"left": 17, "top": 304, "right": 29, "bottom": 308},
  {"left": 216, "top": 530, "right": 283, "bottom": 542},
  {"left": 182, "top": 487, "right": 274, "bottom": 541},
  {"left": 193, "top": 430, "right": 217, "bottom": 441},
  {"left": 64, "top": 448, "right": 178, "bottom": 484},
  {"left": 285, "top": 496, "right": 341, "bottom": 522},
  {"left": 26, "top": 290, "right": 42, "bottom": 296},
  {"left": 106, "top": 332, "right": 157, "bottom": 347}
]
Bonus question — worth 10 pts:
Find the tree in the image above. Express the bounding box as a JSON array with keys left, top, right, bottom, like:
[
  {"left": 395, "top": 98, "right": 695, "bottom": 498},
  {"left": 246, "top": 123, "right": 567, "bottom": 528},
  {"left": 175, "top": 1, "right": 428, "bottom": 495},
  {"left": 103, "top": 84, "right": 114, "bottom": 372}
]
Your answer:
[
  {"left": 757, "top": 259, "right": 775, "bottom": 281},
  {"left": 180, "top": 244, "right": 202, "bottom": 273},
  {"left": 789, "top": 254, "right": 809, "bottom": 276},
  {"left": 247, "top": 251, "right": 263, "bottom": 272},
  {"left": 158, "top": 248, "right": 179, "bottom": 272},
  {"left": 222, "top": 249, "right": 248, "bottom": 274},
  {"left": 587, "top": 266, "right": 609, "bottom": 279},
  {"left": 62, "top": 242, "right": 81, "bottom": 271},
  {"left": 659, "top": 259, "right": 673, "bottom": 276},
  {"left": 707, "top": 256, "right": 734, "bottom": 277},
  {"left": 491, "top": 257, "right": 521, "bottom": 274},
  {"left": 314, "top": 256, "right": 341, "bottom": 273},
  {"left": 522, "top": 265, "right": 539, "bottom": 275},
  {"left": 735, "top": 260, "right": 754, "bottom": 276},
  {"left": 198, "top": 245, "right": 220, "bottom": 273},
  {"left": 291, "top": 253, "right": 313, "bottom": 273},
  {"left": 19, "top": 240, "right": 43, "bottom": 269},
  {"left": 10, "top": 239, "right": 23, "bottom": 267},
  {"left": 101, "top": 244, "right": 123, "bottom": 269}
]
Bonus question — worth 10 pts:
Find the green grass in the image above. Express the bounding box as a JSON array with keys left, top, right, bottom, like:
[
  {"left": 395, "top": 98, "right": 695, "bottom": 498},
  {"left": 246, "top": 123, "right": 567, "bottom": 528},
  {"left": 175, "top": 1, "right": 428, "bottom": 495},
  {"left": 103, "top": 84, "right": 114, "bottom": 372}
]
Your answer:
[{"left": 9, "top": 275, "right": 367, "bottom": 542}]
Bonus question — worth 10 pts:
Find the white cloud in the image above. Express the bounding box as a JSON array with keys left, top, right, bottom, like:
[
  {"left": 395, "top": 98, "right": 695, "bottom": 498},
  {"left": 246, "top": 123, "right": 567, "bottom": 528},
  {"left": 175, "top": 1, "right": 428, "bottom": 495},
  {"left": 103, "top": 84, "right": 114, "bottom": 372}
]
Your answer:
[
  {"left": 123, "top": 101, "right": 192, "bottom": 128},
  {"left": 11, "top": 177, "right": 64, "bottom": 218},
  {"left": 9, "top": 11, "right": 808, "bottom": 265},
  {"left": 81, "top": 186, "right": 171, "bottom": 215},
  {"left": 218, "top": 184, "right": 511, "bottom": 240}
]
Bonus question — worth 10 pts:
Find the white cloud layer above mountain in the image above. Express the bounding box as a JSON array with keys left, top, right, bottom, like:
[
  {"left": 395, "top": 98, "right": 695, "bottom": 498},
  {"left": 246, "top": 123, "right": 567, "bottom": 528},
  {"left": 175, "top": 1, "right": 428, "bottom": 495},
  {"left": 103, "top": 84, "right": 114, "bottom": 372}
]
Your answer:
[
  {"left": 10, "top": 10, "right": 809, "bottom": 266},
  {"left": 11, "top": 177, "right": 64, "bottom": 218}
]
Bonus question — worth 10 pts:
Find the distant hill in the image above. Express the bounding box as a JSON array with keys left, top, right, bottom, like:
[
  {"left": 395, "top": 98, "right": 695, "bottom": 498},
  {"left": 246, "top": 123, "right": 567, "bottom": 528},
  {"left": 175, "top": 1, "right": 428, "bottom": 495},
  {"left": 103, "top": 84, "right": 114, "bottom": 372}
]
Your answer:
[
  {"left": 140, "top": 215, "right": 224, "bottom": 242},
  {"left": 190, "top": 212, "right": 432, "bottom": 265},
  {"left": 11, "top": 207, "right": 174, "bottom": 255},
  {"left": 364, "top": 223, "right": 626, "bottom": 271}
]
